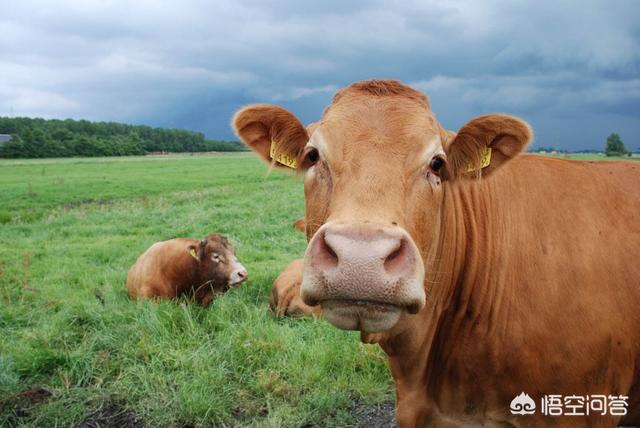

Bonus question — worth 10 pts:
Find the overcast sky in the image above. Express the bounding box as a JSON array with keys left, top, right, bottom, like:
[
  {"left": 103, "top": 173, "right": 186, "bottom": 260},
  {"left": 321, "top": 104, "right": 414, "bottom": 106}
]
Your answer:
[{"left": 1, "top": 0, "right": 639, "bottom": 150}]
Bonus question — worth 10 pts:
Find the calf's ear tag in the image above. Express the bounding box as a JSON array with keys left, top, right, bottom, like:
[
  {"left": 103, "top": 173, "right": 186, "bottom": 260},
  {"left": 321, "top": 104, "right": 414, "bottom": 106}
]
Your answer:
[
  {"left": 189, "top": 248, "right": 198, "bottom": 260},
  {"left": 465, "top": 146, "right": 492, "bottom": 172},
  {"left": 270, "top": 140, "right": 297, "bottom": 169}
]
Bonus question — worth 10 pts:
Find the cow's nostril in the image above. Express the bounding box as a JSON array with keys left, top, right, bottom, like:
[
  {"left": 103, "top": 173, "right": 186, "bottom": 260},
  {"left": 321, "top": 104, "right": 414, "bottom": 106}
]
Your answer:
[
  {"left": 313, "top": 231, "right": 339, "bottom": 269},
  {"left": 325, "top": 241, "right": 338, "bottom": 261},
  {"left": 384, "top": 239, "right": 408, "bottom": 274},
  {"left": 322, "top": 235, "right": 339, "bottom": 263},
  {"left": 386, "top": 244, "right": 402, "bottom": 262},
  {"left": 238, "top": 270, "right": 247, "bottom": 278}
]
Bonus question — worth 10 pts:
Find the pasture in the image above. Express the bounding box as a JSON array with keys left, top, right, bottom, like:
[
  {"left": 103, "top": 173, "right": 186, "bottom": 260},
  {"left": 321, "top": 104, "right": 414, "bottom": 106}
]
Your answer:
[
  {"left": 0, "top": 153, "right": 392, "bottom": 427},
  {"left": 1, "top": 151, "right": 637, "bottom": 427}
]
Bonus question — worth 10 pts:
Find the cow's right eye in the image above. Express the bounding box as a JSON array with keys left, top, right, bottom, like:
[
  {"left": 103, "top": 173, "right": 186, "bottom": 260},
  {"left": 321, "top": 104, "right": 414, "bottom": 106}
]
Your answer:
[{"left": 301, "top": 147, "right": 320, "bottom": 169}]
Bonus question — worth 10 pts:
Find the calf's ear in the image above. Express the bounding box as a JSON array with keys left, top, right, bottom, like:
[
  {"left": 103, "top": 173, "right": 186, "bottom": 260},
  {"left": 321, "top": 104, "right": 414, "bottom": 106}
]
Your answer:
[
  {"left": 232, "top": 104, "right": 309, "bottom": 170},
  {"left": 445, "top": 114, "right": 532, "bottom": 179},
  {"left": 187, "top": 244, "right": 199, "bottom": 261}
]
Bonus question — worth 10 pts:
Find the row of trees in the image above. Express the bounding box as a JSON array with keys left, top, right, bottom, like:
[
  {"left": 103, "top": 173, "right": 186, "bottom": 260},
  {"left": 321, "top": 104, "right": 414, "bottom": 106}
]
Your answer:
[{"left": 0, "top": 117, "right": 246, "bottom": 158}]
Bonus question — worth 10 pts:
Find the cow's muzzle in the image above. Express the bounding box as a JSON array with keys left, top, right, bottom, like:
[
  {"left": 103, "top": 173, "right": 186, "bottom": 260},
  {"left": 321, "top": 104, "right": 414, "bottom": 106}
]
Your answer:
[
  {"left": 228, "top": 261, "right": 248, "bottom": 288},
  {"left": 301, "top": 222, "right": 425, "bottom": 333}
]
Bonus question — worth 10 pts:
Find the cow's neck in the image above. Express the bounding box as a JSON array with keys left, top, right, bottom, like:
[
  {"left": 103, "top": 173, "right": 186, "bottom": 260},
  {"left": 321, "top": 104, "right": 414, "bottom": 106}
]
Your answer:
[
  {"left": 381, "top": 176, "right": 510, "bottom": 421},
  {"left": 435, "top": 176, "right": 509, "bottom": 343}
]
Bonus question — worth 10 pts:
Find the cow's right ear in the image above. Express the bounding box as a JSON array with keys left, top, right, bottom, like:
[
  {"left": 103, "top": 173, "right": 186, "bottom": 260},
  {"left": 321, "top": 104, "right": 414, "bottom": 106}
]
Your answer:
[{"left": 232, "top": 104, "right": 309, "bottom": 170}]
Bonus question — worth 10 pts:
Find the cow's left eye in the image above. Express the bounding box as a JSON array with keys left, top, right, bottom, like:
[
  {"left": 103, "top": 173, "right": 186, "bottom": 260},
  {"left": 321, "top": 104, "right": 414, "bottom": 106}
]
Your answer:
[
  {"left": 211, "top": 254, "right": 223, "bottom": 263},
  {"left": 429, "top": 156, "right": 446, "bottom": 174}
]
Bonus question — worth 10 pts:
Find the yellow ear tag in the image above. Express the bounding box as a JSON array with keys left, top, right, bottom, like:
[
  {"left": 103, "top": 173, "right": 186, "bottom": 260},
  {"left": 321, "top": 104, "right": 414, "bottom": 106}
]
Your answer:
[
  {"left": 270, "top": 140, "right": 297, "bottom": 169},
  {"left": 189, "top": 248, "right": 198, "bottom": 260},
  {"left": 465, "top": 147, "right": 492, "bottom": 172}
]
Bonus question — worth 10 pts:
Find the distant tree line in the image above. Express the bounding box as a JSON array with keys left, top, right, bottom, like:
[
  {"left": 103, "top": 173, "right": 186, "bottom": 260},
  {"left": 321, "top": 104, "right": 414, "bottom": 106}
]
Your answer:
[
  {"left": 0, "top": 117, "right": 246, "bottom": 158},
  {"left": 528, "top": 133, "right": 635, "bottom": 156},
  {"left": 530, "top": 146, "right": 558, "bottom": 153}
]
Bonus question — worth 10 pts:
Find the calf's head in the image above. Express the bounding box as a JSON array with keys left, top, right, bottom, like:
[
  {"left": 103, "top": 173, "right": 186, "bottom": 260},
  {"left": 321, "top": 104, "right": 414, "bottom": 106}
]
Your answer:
[
  {"left": 188, "top": 233, "right": 247, "bottom": 291},
  {"left": 234, "top": 80, "right": 530, "bottom": 333}
]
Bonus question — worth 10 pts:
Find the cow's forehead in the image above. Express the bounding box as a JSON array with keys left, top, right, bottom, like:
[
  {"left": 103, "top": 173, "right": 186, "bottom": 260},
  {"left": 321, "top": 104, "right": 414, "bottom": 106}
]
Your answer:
[
  {"left": 311, "top": 96, "right": 442, "bottom": 163},
  {"left": 204, "top": 234, "right": 233, "bottom": 251}
]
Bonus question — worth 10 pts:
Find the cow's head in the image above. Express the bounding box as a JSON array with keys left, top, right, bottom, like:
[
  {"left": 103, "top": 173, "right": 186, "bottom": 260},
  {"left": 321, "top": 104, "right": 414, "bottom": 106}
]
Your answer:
[
  {"left": 189, "top": 233, "right": 248, "bottom": 291},
  {"left": 234, "top": 80, "right": 531, "bottom": 333}
]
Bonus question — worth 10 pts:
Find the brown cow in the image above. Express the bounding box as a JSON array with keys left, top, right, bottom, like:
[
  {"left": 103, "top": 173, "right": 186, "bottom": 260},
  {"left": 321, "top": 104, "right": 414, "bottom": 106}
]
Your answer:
[
  {"left": 234, "top": 80, "right": 640, "bottom": 426},
  {"left": 269, "top": 259, "right": 321, "bottom": 318},
  {"left": 292, "top": 218, "right": 306, "bottom": 233},
  {"left": 270, "top": 219, "right": 322, "bottom": 318},
  {"left": 127, "top": 233, "right": 247, "bottom": 305}
]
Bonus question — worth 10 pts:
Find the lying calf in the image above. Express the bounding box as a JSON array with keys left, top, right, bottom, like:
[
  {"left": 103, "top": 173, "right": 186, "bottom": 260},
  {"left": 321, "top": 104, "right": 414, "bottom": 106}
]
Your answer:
[{"left": 127, "top": 233, "right": 247, "bottom": 305}]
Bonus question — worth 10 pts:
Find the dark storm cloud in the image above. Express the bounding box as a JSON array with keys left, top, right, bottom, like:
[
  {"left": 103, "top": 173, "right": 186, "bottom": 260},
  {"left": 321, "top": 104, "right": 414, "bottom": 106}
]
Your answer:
[{"left": 1, "top": 0, "right": 638, "bottom": 150}]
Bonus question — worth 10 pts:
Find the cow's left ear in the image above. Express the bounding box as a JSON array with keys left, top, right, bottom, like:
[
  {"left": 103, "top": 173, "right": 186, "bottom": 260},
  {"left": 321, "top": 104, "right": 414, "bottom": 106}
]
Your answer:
[
  {"left": 232, "top": 104, "right": 309, "bottom": 170},
  {"left": 445, "top": 114, "right": 532, "bottom": 179}
]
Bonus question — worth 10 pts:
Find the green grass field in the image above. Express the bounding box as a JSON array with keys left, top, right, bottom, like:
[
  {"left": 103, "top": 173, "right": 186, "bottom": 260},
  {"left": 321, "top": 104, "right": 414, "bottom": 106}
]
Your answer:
[
  {"left": 0, "top": 153, "right": 392, "bottom": 427},
  {"left": 2, "top": 151, "right": 637, "bottom": 427}
]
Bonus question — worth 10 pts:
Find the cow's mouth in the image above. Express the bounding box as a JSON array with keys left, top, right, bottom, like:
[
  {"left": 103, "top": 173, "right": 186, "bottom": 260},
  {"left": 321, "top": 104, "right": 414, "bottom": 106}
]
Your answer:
[
  {"left": 319, "top": 299, "right": 403, "bottom": 333},
  {"left": 321, "top": 299, "right": 400, "bottom": 311},
  {"left": 227, "top": 276, "right": 248, "bottom": 289},
  {"left": 221, "top": 281, "right": 243, "bottom": 293}
]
